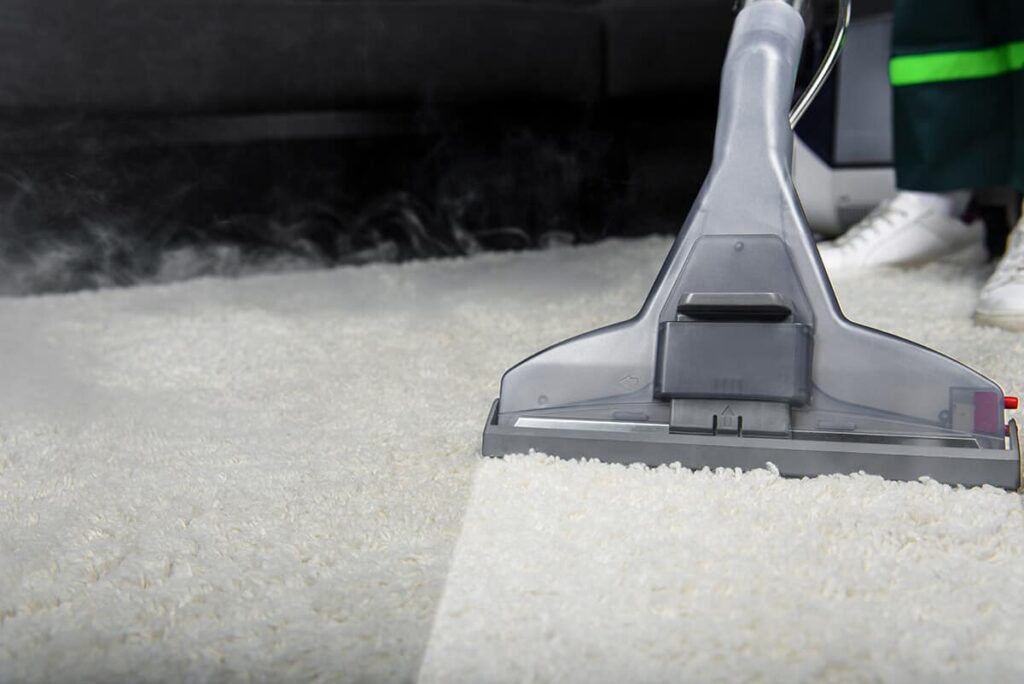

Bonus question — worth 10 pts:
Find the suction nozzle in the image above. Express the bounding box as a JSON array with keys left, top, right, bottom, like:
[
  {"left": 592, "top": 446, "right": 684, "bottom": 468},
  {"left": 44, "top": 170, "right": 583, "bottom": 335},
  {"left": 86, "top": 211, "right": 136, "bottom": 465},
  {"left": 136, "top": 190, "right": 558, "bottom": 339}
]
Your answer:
[{"left": 483, "top": 0, "right": 1021, "bottom": 489}]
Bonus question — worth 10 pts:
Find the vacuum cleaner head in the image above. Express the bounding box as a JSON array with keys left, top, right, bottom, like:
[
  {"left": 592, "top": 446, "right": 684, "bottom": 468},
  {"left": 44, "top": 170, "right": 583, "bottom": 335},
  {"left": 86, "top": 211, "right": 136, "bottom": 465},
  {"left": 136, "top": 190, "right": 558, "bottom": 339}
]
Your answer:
[{"left": 482, "top": 0, "right": 1022, "bottom": 489}]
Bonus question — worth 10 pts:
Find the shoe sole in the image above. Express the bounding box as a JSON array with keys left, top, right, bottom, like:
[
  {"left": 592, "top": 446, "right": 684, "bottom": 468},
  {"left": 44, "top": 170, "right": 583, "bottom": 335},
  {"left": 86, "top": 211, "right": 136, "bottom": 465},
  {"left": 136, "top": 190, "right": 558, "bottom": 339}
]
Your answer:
[
  {"left": 936, "top": 241, "right": 989, "bottom": 267},
  {"left": 975, "top": 310, "right": 1024, "bottom": 331}
]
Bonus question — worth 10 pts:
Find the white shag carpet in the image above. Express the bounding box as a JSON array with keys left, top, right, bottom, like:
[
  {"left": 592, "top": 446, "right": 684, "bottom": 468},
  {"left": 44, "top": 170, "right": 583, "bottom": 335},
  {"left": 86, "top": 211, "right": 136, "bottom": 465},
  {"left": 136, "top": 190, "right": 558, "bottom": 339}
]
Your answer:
[{"left": 2, "top": 237, "right": 1024, "bottom": 683}]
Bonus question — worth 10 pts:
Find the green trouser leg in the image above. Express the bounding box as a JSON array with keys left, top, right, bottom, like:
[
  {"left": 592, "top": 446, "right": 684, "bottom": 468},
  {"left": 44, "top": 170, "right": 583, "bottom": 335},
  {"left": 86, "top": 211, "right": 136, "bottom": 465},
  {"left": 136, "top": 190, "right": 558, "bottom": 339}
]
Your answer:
[{"left": 891, "top": 0, "right": 1024, "bottom": 192}]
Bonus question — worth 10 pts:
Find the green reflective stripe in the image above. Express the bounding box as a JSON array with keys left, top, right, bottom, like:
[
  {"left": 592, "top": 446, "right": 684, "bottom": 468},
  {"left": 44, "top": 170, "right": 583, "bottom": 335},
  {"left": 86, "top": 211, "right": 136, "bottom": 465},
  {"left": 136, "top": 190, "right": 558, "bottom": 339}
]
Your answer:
[
  {"left": 890, "top": 41, "right": 1024, "bottom": 86},
  {"left": 1012, "top": 42, "right": 1024, "bottom": 70}
]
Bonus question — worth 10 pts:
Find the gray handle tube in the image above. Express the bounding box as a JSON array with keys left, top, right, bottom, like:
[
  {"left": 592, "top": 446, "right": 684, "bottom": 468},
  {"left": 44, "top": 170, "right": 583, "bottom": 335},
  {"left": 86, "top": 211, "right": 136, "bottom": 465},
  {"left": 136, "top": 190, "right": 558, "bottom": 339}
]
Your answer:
[{"left": 744, "top": 0, "right": 852, "bottom": 127}]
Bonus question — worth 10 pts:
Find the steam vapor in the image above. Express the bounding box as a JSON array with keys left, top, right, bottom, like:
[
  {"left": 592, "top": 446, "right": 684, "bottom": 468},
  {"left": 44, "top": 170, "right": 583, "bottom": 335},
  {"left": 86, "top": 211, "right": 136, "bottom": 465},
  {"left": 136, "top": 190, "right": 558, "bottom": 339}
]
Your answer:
[{"left": 0, "top": 127, "right": 618, "bottom": 296}]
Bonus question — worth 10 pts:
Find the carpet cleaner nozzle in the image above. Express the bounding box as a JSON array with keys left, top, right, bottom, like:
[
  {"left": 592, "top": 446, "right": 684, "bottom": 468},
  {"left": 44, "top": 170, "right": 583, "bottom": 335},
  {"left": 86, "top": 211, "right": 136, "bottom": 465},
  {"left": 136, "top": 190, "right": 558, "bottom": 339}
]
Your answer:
[{"left": 482, "top": 0, "right": 1022, "bottom": 489}]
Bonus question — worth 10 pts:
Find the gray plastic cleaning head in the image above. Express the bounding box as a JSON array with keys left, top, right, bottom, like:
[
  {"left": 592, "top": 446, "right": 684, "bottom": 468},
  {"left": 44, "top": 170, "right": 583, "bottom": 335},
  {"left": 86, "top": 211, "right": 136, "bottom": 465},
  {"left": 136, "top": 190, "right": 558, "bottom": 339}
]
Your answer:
[{"left": 483, "top": 0, "right": 1020, "bottom": 489}]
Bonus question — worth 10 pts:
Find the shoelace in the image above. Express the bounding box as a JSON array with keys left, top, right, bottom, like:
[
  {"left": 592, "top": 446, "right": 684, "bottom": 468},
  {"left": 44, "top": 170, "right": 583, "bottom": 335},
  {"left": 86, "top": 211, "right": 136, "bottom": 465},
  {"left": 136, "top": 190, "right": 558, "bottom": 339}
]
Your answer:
[{"left": 832, "top": 198, "right": 911, "bottom": 250}]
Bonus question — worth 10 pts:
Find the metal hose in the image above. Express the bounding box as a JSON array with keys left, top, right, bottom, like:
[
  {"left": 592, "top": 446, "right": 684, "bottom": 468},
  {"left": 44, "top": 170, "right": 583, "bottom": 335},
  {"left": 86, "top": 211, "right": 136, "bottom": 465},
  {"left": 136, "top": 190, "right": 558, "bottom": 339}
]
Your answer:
[{"left": 788, "top": 0, "right": 852, "bottom": 127}]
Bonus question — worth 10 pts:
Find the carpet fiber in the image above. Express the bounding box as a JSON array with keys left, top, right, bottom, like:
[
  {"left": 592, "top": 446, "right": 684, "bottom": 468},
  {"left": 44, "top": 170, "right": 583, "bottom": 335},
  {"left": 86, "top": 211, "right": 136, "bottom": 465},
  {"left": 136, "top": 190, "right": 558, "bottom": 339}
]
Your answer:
[{"left": 2, "top": 237, "right": 1023, "bottom": 682}]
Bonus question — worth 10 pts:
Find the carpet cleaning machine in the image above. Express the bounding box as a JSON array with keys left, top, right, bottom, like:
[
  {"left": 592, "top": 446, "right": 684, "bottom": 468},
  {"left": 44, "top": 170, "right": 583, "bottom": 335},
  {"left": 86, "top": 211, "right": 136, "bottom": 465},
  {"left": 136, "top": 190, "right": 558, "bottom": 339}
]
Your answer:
[{"left": 482, "top": 0, "right": 1023, "bottom": 489}]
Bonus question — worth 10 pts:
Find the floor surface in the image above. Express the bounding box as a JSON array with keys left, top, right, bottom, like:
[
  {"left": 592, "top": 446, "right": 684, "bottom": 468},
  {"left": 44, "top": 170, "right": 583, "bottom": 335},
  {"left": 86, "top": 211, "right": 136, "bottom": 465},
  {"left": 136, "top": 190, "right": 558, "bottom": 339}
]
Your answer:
[{"left": 2, "top": 237, "right": 1023, "bottom": 682}]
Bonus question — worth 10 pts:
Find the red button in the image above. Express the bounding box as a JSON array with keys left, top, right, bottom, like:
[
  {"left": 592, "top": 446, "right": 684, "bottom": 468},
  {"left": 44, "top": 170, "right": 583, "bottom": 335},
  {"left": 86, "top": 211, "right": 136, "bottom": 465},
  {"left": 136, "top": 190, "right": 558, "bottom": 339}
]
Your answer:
[{"left": 1005, "top": 396, "right": 1019, "bottom": 410}]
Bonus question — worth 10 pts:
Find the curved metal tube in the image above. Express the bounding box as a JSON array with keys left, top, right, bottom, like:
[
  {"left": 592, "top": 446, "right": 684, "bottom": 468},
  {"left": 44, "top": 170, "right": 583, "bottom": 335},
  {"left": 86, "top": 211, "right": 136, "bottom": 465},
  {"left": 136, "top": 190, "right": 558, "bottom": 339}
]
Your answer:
[{"left": 788, "top": 0, "right": 851, "bottom": 127}]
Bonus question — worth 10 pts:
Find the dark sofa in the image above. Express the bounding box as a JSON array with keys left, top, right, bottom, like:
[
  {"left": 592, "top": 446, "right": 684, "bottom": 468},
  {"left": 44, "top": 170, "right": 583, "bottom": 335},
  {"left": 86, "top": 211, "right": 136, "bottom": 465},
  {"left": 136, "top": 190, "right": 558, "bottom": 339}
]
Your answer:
[
  {"left": 0, "top": 0, "right": 734, "bottom": 115},
  {"left": 0, "top": 0, "right": 746, "bottom": 295}
]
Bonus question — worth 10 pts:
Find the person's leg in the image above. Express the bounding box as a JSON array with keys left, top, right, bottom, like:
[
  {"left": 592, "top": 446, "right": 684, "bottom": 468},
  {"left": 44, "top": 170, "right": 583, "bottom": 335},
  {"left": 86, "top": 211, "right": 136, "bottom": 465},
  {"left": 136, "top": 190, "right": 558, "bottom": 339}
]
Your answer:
[
  {"left": 976, "top": 4, "right": 1024, "bottom": 329},
  {"left": 890, "top": 0, "right": 1011, "bottom": 191},
  {"left": 818, "top": 0, "right": 1008, "bottom": 274},
  {"left": 1012, "top": 5, "right": 1024, "bottom": 195}
]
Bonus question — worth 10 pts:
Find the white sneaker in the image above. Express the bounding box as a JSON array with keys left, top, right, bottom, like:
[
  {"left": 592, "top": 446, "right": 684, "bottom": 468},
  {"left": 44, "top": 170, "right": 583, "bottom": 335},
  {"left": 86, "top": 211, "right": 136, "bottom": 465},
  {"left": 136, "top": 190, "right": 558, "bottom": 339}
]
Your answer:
[
  {"left": 976, "top": 217, "right": 1024, "bottom": 331},
  {"left": 817, "top": 192, "right": 987, "bottom": 274}
]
